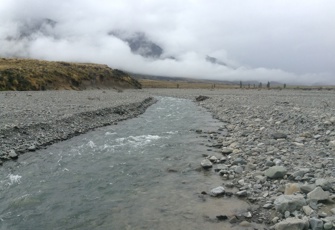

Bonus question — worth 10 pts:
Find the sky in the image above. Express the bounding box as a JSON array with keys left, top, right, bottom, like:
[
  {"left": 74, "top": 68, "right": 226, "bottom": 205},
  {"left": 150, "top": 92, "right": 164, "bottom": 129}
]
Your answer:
[{"left": 0, "top": 0, "right": 334, "bottom": 85}]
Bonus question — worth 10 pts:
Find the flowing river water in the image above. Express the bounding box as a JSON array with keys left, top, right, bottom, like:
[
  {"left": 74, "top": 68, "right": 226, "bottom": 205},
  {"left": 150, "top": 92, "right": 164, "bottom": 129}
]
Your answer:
[{"left": 0, "top": 97, "right": 255, "bottom": 230}]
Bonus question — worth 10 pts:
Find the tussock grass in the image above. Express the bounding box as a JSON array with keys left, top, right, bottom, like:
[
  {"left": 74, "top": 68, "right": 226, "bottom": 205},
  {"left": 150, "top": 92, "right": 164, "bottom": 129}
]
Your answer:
[{"left": 0, "top": 58, "right": 141, "bottom": 91}]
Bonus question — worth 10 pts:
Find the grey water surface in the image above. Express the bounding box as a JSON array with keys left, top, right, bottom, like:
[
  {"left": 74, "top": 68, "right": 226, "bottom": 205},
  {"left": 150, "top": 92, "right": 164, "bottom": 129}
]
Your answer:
[{"left": 0, "top": 97, "right": 249, "bottom": 230}]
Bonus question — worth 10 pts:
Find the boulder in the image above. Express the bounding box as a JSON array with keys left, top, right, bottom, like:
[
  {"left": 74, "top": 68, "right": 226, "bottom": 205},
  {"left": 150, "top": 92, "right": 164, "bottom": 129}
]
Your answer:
[
  {"left": 274, "top": 194, "right": 306, "bottom": 213},
  {"left": 274, "top": 217, "right": 309, "bottom": 230},
  {"left": 265, "top": 166, "right": 287, "bottom": 179},
  {"left": 307, "top": 187, "right": 330, "bottom": 201}
]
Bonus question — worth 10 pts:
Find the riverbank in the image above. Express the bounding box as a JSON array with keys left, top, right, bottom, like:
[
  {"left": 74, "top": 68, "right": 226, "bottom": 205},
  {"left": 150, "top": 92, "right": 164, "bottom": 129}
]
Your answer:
[
  {"left": 0, "top": 90, "right": 156, "bottom": 162},
  {"left": 146, "top": 88, "right": 335, "bottom": 229}
]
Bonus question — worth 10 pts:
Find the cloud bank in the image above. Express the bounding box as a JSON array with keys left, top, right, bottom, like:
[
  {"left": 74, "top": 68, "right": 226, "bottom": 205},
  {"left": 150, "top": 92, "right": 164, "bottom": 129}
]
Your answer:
[{"left": 0, "top": 0, "right": 334, "bottom": 85}]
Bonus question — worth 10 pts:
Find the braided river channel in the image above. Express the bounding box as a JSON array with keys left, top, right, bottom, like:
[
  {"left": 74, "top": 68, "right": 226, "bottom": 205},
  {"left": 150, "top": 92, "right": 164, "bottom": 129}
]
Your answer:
[{"left": 0, "top": 97, "right": 253, "bottom": 230}]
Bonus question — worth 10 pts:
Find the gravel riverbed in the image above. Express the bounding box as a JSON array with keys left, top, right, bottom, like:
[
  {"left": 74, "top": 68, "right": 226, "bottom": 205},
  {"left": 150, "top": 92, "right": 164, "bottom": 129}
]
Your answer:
[
  {"left": 147, "top": 88, "right": 335, "bottom": 229},
  {"left": 1, "top": 88, "right": 335, "bottom": 229},
  {"left": 0, "top": 90, "right": 156, "bottom": 161}
]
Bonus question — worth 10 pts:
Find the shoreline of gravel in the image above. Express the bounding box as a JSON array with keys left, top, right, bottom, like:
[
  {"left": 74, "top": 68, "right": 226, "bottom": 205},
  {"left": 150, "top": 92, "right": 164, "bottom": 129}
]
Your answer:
[
  {"left": 144, "top": 89, "right": 335, "bottom": 229},
  {"left": 0, "top": 90, "right": 156, "bottom": 163}
]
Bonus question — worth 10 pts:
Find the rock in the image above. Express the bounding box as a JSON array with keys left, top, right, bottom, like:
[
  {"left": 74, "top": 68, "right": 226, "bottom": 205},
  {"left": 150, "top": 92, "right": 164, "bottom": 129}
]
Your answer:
[
  {"left": 315, "top": 178, "right": 332, "bottom": 191},
  {"left": 240, "top": 220, "right": 251, "bottom": 227},
  {"left": 302, "top": 205, "right": 314, "bottom": 216},
  {"left": 300, "top": 183, "right": 316, "bottom": 194},
  {"left": 274, "top": 194, "right": 306, "bottom": 214},
  {"left": 222, "top": 147, "right": 233, "bottom": 154},
  {"left": 210, "top": 186, "right": 225, "bottom": 197},
  {"left": 272, "top": 132, "right": 287, "bottom": 140},
  {"left": 329, "top": 140, "right": 335, "bottom": 147},
  {"left": 263, "top": 203, "right": 273, "bottom": 209},
  {"left": 272, "top": 216, "right": 280, "bottom": 224},
  {"left": 264, "top": 166, "right": 287, "bottom": 179},
  {"left": 236, "top": 190, "right": 248, "bottom": 197},
  {"left": 307, "top": 187, "right": 330, "bottom": 201},
  {"left": 232, "top": 157, "right": 247, "bottom": 165},
  {"left": 324, "top": 222, "right": 333, "bottom": 230},
  {"left": 8, "top": 149, "right": 18, "bottom": 159},
  {"left": 201, "top": 159, "right": 213, "bottom": 169},
  {"left": 274, "top": 217, "right": 309, "bottom": 230},
  {"left": 233, "top": 166, "right": 243, "bottom": 174},
  {"left": 209, "top": 155, "right": 218, "bottom": 162},
  {"left": 216, "top": 215, "right": 228, "bottom": 221},
  {"left": 285, "top": 183, "right": 301, "bottom": 195},
  {"left": 309, "top": 217, "right": 323, "bottom": 230},
  {"left": 195, "top": 95, "right": 209, "bottom": 102},
  {"left": 330, "top": 117, "right": 335, "bottom": 124},
  {"left": 28, "top": 144, "right": 36, "bottom": 151}
]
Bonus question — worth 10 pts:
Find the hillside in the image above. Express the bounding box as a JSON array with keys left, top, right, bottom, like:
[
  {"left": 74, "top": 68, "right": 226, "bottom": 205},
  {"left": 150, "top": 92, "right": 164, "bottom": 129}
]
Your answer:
[{"left": 0, "top": 58, "right": 142, "bottom": 90}]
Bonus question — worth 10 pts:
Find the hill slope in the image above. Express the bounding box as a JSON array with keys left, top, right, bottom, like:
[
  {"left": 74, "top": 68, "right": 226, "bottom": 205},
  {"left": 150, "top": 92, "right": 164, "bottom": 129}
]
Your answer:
[{"left": 0, "top": 58, "right": 141, "bottom": 90}]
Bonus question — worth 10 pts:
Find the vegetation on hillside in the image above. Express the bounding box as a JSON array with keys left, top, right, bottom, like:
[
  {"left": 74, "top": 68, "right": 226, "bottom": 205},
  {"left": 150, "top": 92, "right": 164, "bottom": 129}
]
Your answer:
[{"left": 0, "top": 58, "right": 141, "bottom": 91}]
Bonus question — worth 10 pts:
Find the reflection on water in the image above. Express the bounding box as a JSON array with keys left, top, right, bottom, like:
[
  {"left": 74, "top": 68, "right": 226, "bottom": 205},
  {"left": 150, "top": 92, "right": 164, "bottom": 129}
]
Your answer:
[{"left": 0, "top": 97, "right": 255, "bottom": 230}]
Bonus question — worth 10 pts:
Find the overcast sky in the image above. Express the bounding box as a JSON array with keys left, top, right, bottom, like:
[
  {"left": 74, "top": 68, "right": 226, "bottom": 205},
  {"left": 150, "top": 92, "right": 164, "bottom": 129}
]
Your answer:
[{"left": 1, "top": 0, "right": 334, "bottom": 85}]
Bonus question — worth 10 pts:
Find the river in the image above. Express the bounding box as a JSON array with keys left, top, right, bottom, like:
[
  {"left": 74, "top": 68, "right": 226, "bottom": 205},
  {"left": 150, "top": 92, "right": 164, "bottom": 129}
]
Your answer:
[{"left": 0, "top": 97, "right": 252, "bottom": 230}]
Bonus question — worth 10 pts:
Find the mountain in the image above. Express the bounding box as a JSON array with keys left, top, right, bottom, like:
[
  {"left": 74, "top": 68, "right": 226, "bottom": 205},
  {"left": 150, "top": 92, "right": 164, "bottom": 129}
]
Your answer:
[
  {"left": 205, "top": 55, "right": 228, "bottom": 66},
  {"left": 6, "top": 18, "right": 57, "bottom": 41},
  {"left": 109, "top": 31, "right": 163, "bottom": 59},
  {"left": 0, "top": 58, "right": 141, "bottom": 90}
]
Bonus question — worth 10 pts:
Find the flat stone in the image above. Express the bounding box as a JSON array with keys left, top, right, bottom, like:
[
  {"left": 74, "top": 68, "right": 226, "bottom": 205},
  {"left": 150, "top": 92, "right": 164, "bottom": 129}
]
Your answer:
[
  {"left": 201, "top": 159, "right": 213, "bottom": 169},
  {"left": 274, "top": 217, "right": 309, "bottom": 230},
  {"left": 274, "top": 194, "right": 306, "bottom": 214},
  {"left": 264, "top": 166, "right": 287, "bottom": 179},
  {"left": 307, "top": 187, "right": 330, "bottom": 201},
  {"left": 302, "top": 205, "right": 314, "bottom": 216},
  {"left": 222, "top": 147, "right": 233, "bottom": 154},
  {"left": 210, "top": 186, "right": 225, "bottom": 197},
  {"left": 300, "top": 183, "right": 316, "bottom": 194}
]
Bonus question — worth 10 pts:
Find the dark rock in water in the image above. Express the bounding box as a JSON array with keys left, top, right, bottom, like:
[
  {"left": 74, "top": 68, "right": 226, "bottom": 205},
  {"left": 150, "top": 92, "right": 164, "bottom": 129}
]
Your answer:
[
  {"left": 196, "top": 95, "right": 210, "bottom": 102},
  {"left": 271, "top": 132, "right": 287, "bottom": 139},
  {"left": 216, "top": 215, "right": 228, "bottom": 221}
]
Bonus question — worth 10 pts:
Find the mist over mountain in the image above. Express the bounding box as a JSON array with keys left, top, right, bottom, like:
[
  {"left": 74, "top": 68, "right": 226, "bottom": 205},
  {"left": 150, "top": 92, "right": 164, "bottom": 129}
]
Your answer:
[{"left": 0, "top": 0, "right": 334, "bottom": 85}]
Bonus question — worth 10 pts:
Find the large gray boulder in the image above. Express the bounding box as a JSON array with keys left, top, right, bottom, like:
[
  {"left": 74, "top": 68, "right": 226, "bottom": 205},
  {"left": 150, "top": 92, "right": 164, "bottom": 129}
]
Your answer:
[
  {"left": 274, "top": 217, "right": 309, "bottom": 230},
  {"left": 307, "top": 187, "right": 330, "bottom": 201},
  {"left": 264, "top": 166, "right": 287, "bottom": 179},
  {"left": 274, "top": 194, "right": 306, "bottom": 213}
]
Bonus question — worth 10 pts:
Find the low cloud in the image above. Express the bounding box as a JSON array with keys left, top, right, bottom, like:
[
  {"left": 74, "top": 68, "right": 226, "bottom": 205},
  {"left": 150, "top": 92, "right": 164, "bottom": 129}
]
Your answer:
[{"left": 0, "top": 0, "right": 334, "bottom": 85}]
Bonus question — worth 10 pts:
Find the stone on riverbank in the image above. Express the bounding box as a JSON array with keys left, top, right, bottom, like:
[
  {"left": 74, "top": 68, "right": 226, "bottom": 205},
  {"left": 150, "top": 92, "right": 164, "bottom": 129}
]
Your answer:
[
  {"left": 274, "top": 217, "right": 309, "bottom": 230},
  {"left": 274, "top": 194, "right": 306, "bottom": 213},
  {"left": 264, "top": 166, "right": 287, "bottom": 179}
]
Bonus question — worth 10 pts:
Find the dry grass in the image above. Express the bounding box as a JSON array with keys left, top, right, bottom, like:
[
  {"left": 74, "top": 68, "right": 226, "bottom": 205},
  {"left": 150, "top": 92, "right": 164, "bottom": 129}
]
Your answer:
[
  {"left": 0, "top": 58, "right": 141, "bottom": 91},
  {"left": 139, "top": 79, "right": 238, "bottom": 89}
]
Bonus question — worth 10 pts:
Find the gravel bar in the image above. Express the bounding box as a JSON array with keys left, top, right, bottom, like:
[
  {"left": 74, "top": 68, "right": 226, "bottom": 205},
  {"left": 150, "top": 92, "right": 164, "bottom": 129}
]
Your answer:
[{"left": 0, "top": 90, "right": 156, "bottom": 161}]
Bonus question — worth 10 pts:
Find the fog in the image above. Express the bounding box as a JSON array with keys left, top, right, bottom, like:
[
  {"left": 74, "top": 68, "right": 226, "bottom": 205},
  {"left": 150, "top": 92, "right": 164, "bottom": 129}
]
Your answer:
[{"left": 1, "top": 0, "right": 334, "bottom": 85}]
